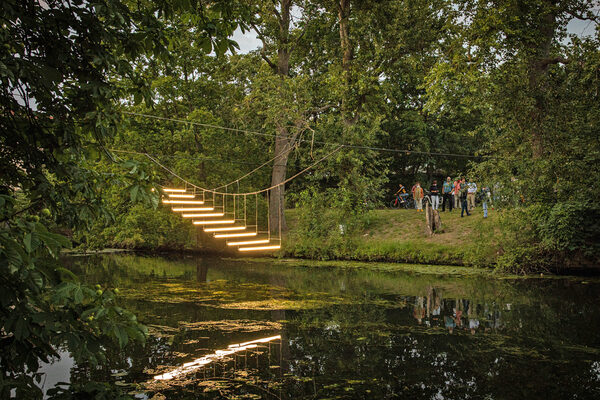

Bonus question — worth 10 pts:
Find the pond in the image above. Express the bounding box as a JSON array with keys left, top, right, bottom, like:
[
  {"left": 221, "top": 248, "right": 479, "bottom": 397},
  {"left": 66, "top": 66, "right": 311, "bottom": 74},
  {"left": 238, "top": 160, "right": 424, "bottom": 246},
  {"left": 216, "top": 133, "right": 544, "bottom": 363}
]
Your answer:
[{"left": 43, "top": 254, "right": 600, "bottom": 399}]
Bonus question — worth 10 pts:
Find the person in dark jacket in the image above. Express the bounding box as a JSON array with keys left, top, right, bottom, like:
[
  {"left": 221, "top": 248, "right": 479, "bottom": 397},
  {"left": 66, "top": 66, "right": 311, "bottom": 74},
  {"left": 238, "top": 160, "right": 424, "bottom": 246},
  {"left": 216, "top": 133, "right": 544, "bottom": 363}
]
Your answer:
[
  {"left": 429, "top": 180, "right": 440, "bottom": 210},
  {"left": 460, "top": 178, "right": 470, "bottom": 217}
]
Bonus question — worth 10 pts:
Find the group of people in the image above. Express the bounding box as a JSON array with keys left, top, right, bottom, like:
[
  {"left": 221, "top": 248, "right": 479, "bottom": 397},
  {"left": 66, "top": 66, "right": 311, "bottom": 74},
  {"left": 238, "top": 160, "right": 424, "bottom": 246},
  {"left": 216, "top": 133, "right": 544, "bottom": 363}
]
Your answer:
[{"left": 395, "top": 177, "right": 491, "bottom": 218}]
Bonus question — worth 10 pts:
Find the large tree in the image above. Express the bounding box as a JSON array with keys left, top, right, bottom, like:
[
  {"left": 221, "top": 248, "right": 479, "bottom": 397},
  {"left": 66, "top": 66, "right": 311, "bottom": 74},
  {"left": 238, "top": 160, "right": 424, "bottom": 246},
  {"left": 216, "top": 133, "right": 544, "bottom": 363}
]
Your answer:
[{"left": 248, "top": 0, "right": 314, "bottom": 232}]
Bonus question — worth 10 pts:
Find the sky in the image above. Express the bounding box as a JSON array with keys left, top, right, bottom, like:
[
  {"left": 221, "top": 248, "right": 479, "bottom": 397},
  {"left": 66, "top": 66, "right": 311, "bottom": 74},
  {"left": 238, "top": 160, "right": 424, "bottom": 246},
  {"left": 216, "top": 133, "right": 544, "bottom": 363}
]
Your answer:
[
  {"left": 231, "top": 28, "right": 261, "bottom": 53},
  {"left": 230, "top": 10, "right": 599, "bottom": 54}
]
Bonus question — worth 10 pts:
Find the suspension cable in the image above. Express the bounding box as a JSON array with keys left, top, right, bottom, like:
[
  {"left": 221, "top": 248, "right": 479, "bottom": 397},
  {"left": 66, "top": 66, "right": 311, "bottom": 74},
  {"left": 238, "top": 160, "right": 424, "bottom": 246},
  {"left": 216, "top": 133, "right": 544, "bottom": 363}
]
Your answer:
[
  {"left": 123, "top": 110, "right": 485, "bottom": 159},
  {"left": 111, "top": 145, "right": 344, "bottom": 196},
  {"left": 210, "top": 141, "right": 297, "bottom": 191}
]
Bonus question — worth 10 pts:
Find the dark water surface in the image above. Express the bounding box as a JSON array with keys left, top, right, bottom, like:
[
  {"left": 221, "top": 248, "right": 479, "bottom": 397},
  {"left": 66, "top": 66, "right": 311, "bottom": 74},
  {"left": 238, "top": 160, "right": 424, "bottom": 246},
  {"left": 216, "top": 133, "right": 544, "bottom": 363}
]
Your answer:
[{"left": 48, "top": 254, "right": 600, "bottom": 399}]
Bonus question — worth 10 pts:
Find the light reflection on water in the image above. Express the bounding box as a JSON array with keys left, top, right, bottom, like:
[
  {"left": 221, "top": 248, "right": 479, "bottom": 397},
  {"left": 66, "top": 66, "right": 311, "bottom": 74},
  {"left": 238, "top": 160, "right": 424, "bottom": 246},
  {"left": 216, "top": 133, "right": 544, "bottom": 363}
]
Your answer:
[{"left": 48, "top": 254, "right": 600, "bottom": 399}]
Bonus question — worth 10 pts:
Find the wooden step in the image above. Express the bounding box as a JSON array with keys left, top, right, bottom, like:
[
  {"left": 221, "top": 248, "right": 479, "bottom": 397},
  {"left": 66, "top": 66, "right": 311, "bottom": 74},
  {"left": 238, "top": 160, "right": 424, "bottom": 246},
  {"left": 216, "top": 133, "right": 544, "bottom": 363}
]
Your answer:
[
  {"left": 227, "top": 239, "right": 270, "bottom": 247},
  {"left": 203, "top": 226, "right": 246, "bottom": 232},
  {"left": 214, "top": 232, "right": 257, "bottom": 239},
  {"left": 163, "top": 200, "right": 204, "bottom": 204},
  {"left": 238, "top": 244, "right": 281, "bottom": 252}
]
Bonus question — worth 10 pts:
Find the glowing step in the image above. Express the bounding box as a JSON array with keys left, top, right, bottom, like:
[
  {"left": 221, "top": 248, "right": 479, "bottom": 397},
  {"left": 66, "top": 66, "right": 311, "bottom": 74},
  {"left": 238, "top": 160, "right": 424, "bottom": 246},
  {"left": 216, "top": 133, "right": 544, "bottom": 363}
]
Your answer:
[
  {"left": 171, "top": 207, "right": 214, "bottom": 212},
  {"left": 193, "top": 220, "right": 234, "bottom": 225},
  {"left": 214, "top": 232, "right": 257, "bottom": 239},
  {"left": 163, "top": 188, "right": 187, "bottom": 192},
  {"left": 182, "top": 213, "right": 224, "bottom": 218},
  {"left": 227, "top": 239, "right": 270, "bottom": 246},
  {"left": 238, "top": 245, "right": 281, "bottom": 252},
  {"left": 168, "top": 194, "right": 196, "bottom": 198},
  {"left": 163, "top": 200, "right": 204, "bottom": 204},
  {"left": 204, "top": 226, "right": 246, "bottom": 232}
]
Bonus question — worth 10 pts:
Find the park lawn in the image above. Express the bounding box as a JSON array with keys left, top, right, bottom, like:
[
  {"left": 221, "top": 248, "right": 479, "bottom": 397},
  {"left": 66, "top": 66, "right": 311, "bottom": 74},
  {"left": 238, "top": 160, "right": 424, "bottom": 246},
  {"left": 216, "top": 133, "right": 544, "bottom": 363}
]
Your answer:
[{"left": 283, "top": 207, "right": 501, "bottom": 266}]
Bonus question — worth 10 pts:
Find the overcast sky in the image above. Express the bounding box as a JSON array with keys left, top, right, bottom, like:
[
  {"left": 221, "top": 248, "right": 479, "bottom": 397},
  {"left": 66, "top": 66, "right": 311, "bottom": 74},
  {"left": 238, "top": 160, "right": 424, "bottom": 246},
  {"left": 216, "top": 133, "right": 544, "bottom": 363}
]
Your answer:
[{"left": 230, "top": 12, "right": 599, "bottom": 54}]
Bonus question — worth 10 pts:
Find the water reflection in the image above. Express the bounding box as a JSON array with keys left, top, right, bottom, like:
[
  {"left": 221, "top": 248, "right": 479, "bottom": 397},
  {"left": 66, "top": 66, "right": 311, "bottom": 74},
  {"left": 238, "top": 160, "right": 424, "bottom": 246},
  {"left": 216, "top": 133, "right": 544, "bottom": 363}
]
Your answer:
[
  {"left": 53, "top": 254, "right": 600, "bottom": 399},
  {"left": 412, "top": 287, "right": 512, "bottom": 336},
  {"left": 196, "top": 257, "right": 208, "bottom": 282},
  {"left": 153, "top": 335, "right": 282, "bottom": 380}
]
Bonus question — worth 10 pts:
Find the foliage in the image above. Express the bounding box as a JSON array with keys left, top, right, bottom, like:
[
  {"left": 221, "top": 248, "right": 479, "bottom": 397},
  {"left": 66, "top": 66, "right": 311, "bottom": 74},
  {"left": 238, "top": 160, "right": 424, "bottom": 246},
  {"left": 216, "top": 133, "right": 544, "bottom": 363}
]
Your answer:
[
  {"left": 0, "top": 0, "right": 247, "bottom": 397},
  {"left": 88, "top": 205, "right": 196, "bottom": 250},
  {"left": 0, "top": 205, "right": 147, "bottom": 397},
  {"left": 495, "top": 200, "right": 600, "bottom": 273},
  {"left": 423, "top": 0, "right": 600, "bottom": 271}
]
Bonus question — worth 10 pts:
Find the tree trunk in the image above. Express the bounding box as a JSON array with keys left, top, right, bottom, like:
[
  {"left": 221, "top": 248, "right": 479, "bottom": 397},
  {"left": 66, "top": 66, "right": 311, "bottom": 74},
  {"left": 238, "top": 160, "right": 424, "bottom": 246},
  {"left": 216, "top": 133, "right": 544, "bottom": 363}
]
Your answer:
[
  {"left": 338, "top": 0, "right": 353, "bottom": 125},
  {"left": 339, "top": 0, "right": 352, "bottom": 73},
  {"left": 270, "top": 127, "right": 289, "bottom": 233},
  {"left": 269, "top": 0, "right": 292, "bottom": 234},
  {"left": 527, "top": 3, "right": 557, "bottom": 158}
]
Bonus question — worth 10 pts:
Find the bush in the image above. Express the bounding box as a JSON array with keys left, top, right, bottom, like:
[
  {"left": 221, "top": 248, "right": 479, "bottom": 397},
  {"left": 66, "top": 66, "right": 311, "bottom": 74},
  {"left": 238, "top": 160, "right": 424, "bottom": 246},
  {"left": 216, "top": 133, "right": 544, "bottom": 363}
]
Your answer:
[
  {"left": 495, "top": 200, "right": 600, "bottom": 273},
  {"left": 285, "top": 188, "right": 370, "bottom": 259},
  {"left": 78, "top": 205, "right": 196, "bottom": 250}
]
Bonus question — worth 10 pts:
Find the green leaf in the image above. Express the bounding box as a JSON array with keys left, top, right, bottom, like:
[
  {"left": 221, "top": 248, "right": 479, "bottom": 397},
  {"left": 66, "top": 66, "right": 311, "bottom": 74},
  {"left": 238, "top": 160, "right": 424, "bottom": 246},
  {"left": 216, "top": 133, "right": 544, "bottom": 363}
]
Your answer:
[
  {"left": 73, "top": 286, "right": 84, "bottom": 304},
  {"left": 129, "top": 185, "right": 139, "bottom": 203},
  {"left": 31, "top": 271, "right": 44, "bottom": 289},
  {"left": 14, "top": 318, "right": 30, "bottom": 340},
  {"left": 113, "top": 325, "right": 128, "bottom": 348},
  {"left": 23, "top": 233, "right": 32, "bottom": 253}
]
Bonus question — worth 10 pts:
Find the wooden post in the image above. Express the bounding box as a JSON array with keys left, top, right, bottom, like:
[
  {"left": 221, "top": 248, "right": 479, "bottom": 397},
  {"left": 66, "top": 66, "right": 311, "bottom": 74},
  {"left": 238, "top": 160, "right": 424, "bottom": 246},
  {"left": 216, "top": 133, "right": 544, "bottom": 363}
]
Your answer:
[{"left": 425, "top": 202, "right": 442, "bottom": 236}]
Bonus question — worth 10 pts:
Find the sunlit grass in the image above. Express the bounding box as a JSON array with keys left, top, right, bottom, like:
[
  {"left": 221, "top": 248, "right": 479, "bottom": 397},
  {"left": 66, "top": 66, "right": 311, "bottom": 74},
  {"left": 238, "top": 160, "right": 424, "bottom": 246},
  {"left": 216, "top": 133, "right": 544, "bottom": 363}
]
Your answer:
[{"left": 283, "top": 208, "right": 501, "bottom": 266}]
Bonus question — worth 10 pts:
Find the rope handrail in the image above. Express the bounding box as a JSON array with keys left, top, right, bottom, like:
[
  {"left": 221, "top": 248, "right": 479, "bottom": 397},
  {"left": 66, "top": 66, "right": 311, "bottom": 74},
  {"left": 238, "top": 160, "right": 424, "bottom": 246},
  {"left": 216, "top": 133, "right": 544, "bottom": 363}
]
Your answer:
[
  {"left": 210, "top": 141, "right": 297, "bottom": 191},
  {"left": 111, "top": 145, "right": 344, "bottom": 196}
]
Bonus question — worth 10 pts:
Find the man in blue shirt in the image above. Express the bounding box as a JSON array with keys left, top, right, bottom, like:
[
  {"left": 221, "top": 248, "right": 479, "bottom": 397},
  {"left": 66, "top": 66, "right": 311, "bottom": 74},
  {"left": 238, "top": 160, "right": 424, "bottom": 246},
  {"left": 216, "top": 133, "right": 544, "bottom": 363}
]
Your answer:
[{"left": 442, "top": 176, "right": 453, "bottom": 212}]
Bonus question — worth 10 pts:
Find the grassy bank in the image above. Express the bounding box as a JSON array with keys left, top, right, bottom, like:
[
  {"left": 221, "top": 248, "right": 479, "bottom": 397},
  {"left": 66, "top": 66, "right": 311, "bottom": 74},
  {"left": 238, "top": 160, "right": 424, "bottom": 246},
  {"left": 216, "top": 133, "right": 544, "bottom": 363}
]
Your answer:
[
  {"left": 282, "top": 207, "right": 501, "bottom": 266},
  {"left": 79, "top": 205, "right": 502, "bottom": 267}
]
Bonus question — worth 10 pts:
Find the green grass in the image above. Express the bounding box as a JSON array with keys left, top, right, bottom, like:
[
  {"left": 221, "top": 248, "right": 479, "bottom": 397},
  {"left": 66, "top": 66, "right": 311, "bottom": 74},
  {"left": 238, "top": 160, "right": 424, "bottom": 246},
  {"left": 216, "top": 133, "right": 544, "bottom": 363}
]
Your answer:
[{"left": 282, "top": 207, "right": 501, "bottom": 266}]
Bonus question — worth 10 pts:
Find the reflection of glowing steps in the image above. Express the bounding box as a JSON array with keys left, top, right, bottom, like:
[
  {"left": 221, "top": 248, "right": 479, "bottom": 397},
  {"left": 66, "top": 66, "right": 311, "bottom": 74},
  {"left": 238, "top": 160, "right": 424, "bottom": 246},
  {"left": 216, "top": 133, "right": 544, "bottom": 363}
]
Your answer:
[{"left": 153, "top": 335, "right": 282, "bottom": 381}]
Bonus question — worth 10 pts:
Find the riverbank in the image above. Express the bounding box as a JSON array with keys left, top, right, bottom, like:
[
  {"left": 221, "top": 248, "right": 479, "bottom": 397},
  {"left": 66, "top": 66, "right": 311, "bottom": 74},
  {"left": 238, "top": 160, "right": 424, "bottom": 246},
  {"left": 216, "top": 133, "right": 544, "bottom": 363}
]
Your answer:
[
  {"left": 74, "top": 207, "right": 502, "bottom": 267},
  {"left": 281, "top": 208, "right": 500, "bottom": 267}
]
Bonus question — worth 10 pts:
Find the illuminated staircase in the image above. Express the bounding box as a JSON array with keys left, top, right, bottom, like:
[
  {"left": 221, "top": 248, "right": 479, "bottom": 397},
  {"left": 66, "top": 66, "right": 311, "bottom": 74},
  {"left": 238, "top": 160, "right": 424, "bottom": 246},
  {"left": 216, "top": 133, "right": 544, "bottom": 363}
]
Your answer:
[{"left": 163, "top": 188, "right": 281, "bottom": 253}]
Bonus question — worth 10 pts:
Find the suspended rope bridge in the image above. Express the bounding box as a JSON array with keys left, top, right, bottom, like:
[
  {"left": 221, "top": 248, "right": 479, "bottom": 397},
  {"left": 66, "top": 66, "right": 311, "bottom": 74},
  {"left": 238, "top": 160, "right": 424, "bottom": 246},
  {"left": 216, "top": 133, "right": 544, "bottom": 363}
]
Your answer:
[
  {"left": 115, "top": 110, "right": 484, "bottom": 253},
  {"left": 113, "top": 145, "right": 344, "bottom": 253}
]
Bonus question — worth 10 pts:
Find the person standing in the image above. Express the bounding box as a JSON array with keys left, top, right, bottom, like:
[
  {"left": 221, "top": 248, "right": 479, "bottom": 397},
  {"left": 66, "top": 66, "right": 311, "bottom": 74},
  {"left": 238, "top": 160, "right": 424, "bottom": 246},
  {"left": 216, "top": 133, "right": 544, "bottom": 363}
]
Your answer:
[
  {"left": 481, "top": 186, "right": 491, "bottom": 218},
  {"left": 442, "top": 177, "right": 453, "bottom": 212},
  {"left": 413, "top": 182, "right": 424, "bottom": 212},
  {"left": 467, "top": 179, "right": 477, "bottom": 210},
  {"left": 429, "top": 180, "right": 440, "bottom": 210},
  {"left": 453, "top": 178, "right": 461, "bottom": 210},
  {"left": 460, "top": 178, "right": 470, "bottom": 217}
]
